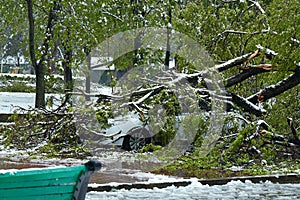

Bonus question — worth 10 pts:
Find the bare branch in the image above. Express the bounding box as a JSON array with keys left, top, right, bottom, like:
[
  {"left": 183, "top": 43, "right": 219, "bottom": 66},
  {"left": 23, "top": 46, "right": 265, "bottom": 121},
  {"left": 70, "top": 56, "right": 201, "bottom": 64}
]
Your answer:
[
  {"left": 247, "top": 0, "right": 265, "bottom": 14},
  {"left": 102, "top": 11, "right": 124, "bottom": 22},
  {"left": 225, "top": 64, "right": 278, "bottom": 87}
]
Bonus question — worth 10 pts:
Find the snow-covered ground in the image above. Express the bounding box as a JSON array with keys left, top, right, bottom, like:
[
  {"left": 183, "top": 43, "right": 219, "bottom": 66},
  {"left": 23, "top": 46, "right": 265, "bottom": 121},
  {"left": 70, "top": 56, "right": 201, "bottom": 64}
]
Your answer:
[
  {"left": 87, "top": 180, "right": 300, "bottom": 200},
  {"left": 0, "top": 92, "right": 63, "bottom": 113},
  {"left": 0, "top": 84, "right": 111, "bottom": 113}
]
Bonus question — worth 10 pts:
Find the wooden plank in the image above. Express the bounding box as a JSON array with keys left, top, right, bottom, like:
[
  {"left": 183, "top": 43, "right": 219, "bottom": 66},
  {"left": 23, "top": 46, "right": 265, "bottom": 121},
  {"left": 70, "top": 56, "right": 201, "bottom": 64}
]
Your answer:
[
  {"left": 0, "top": 165, "right": 86, "bottom": 199},
  {"left": 0, "top": 185, "right": 75, "bottom": 198},
  {"left": 0, "top": 165, "right": 85, "bottom": 183},
  {"left": 0, "top": 176, "right": 77, "bottom": 189},
  {"left": 1, "top": 193, "right": 73, "bottom": 200},
  {"left": 0, "top": 160, "right": 101, "bottom": 200}
]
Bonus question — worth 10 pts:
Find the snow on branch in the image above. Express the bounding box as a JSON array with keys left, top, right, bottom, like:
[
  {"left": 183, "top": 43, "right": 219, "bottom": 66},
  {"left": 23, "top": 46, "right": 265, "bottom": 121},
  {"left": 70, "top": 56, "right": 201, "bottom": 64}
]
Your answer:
[
  {"left": 247, "top": 0, "right": 265, "bottom": 14},
  {"left": 217, "top": 28, "right": 269, "bottom": 38},
  {"left": 222, "top": 0, "right": 266, "bottom": 14},
  {"left": 256, "top": 44, "right": 278, "bottom": 59},
  {"left": 215, "top": 50, "right": 259, "bottom": 72},
  {"left": 292, "top": 37, "right": 300, "bottom": 45},
  {"left": 221, "top": 0, "right": 239, "bottom": 3},
  {"left": 231, "top": 93, "right": 267, "bottom": 116},
  {"left": 247, "top": 69, "right": 300, "bottom": 104},
  {"left": 71, "top": 88, "right": 123, "bottom": 101},
  {"left": 80, "top": 124, "right": 121, "bottom": 138},
  {"left": 246, "top": 119, "right": 270, "bottom": 141},
  {"left": 102, "top": 11, "right": 124, "bottom": 22}
]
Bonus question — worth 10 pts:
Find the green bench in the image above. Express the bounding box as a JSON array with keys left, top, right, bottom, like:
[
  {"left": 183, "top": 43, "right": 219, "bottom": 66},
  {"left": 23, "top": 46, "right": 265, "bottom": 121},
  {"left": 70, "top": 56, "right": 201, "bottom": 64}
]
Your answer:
[{"left": 0, "top": 160, "right": 101, "bottom": 200}]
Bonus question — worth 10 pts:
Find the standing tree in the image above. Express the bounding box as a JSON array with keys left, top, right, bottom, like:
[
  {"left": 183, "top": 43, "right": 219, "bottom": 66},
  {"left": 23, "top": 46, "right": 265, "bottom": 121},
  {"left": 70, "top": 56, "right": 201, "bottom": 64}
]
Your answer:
[{"left": 25, "top": 0, "right": 59, "bottom": 108}]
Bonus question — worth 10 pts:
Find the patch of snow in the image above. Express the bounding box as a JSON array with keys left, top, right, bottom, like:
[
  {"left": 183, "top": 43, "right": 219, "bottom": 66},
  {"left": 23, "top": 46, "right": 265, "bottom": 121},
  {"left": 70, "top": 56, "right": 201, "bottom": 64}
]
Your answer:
[
  {"left": 228, "top": 166, "right": 244, "bottom": 171},
  {"left": 127, "top": 172, "right": 191, "bottom": 184},
  {"left": 0, "top": 92, "right": 64, "bottom": 114}
]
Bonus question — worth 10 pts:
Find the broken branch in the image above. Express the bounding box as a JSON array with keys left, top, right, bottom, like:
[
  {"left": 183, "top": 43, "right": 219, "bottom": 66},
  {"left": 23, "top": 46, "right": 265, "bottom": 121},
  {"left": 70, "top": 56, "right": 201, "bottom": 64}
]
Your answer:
[
  {"left": 247, "top": 69, "right": 300, "bottom": 104},
  {"left": 215, "top": 51, "right": 260, "bottom": 72}
]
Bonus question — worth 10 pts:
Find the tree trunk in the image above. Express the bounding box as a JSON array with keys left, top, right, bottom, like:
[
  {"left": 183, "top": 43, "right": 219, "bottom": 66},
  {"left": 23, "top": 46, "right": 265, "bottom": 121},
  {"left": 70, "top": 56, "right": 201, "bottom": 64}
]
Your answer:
[
  {"left": 85, "top": 53, "right": 91, "bottom": 101},
  {"left": 26, "top": 0, "right": 57, "bottom": 108},
  {"left": 164, "top": 29, "right": 171, "bottom": 69},
  {"left": 63, "top": 48, "right": 73, "bottom": 92},
  {"left": 26, "top": 0, "right": 45, "bottom": 108},
  {"left": 63, "top": 48, "right": 73, "bottom": 106},
  {"left": 164, "top": 6, "right": 172, "bottom": 69},
  {"left": 26, "top": 0, "right": 37, "bottom": 69},
  {"left": 35, "top": 63, "right": 46, "bottom": 108},
  {"left": 64, "top": 63, "right": 73, "bottom": 92}
]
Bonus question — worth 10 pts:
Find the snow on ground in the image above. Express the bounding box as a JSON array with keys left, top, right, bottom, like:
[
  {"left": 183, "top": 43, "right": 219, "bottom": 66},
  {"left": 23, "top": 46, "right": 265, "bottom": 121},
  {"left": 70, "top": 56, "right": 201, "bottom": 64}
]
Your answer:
[
  {"left": 87, "top": 180, "right": 300, "bottom": 200},
  {"left": 0, "top": 92, "right": 63, "bottom": 113},
  {"left": 127, "top": 172, "right": 189, "bottom": 183},
  {"left": 0, "top": 84, "right": 111, "bottom": 113},
  {"left": 89, "top": 172, "right": 192, "bottom": 188}
]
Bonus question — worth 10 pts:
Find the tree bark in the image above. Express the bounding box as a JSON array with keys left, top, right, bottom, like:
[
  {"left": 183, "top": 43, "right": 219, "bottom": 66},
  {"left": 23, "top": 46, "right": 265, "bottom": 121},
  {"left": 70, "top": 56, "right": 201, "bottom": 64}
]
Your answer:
[
  {"left": 35, "top": 66, "right": 45, "bottom": 108},
  {"left": 225, "top": 67, "right": 268, "bottom": 87}
]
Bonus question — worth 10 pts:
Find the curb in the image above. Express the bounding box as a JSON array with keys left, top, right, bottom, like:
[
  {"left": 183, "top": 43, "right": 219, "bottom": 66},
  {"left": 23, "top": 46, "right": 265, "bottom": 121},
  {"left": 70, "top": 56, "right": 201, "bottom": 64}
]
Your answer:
[{"left": 88, "top": 173, "right": 300, "bottom": 192}]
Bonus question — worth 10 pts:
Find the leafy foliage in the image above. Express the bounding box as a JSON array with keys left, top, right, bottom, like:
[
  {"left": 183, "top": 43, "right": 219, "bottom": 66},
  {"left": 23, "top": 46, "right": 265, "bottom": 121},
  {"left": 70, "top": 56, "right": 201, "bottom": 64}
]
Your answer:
[{"left": 0, "top": 107, "right": 90, "bottom": 158}]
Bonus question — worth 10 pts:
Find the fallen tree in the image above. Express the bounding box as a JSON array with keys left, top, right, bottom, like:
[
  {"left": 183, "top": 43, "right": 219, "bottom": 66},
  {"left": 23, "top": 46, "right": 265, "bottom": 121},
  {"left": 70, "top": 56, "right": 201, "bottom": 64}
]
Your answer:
[{"left": 78, "top": 45, "right": 299, "bottom": 118}]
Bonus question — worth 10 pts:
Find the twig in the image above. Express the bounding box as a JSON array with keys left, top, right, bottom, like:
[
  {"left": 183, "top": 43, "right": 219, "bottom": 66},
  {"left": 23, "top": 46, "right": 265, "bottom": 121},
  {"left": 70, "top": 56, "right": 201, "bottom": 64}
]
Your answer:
[
  {"left": 247, "top": 0, "right": 265, "bottom": 14},
  {"left": 102, "top": 11, "right": 124, "bottom": 22}
]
